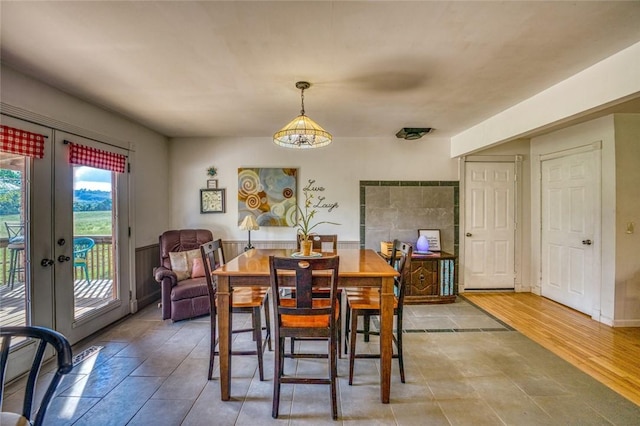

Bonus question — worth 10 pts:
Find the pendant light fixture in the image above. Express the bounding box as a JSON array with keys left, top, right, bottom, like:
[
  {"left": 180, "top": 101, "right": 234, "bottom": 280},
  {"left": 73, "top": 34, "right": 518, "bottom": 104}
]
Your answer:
[{"left": 273, "top": 81, "right": 332, "bottom": 149}]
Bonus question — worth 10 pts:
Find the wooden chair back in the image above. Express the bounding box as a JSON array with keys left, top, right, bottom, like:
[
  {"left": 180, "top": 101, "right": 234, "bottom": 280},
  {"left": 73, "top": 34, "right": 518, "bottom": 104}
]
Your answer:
[
  {"left": 269, "top": 256, "right": 340, "bottom": 337},
  {"left": 297, "top": 234, "right": 337, "bottom": 253},
  {"left": 390, "top": 240, "right": 413, "bottom": 307}
]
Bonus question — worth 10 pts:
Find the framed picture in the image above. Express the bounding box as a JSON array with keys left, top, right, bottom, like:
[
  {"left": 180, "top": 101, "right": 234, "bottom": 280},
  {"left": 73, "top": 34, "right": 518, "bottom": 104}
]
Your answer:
[
  {"left": 418, "top": 229, "right": 441, "bottom": 252},
  {"left": 207, "top": 179, "right": 218, "bottom": 189},
  {"left": 200, "top": 188, "right": 225, "bottom": 213}
]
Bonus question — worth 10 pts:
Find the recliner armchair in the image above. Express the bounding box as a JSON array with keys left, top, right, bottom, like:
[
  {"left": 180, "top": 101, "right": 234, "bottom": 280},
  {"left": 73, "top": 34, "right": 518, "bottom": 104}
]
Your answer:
[{"left": 154, "top": 229, "right": 213, "bottom": 322}]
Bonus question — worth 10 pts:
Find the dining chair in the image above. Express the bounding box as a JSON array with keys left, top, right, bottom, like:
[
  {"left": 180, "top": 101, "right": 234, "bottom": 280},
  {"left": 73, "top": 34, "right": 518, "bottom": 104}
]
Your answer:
[
  {"left": 73, "top": 237, "right": 95, "bottom": 284},
  {"left": 345, "top": 239, "right": 412, "bottom": 385},
  {"left": 1, "top": 326, "right": 73, "bottom": 426},
  {"left": 200, "top": 239, "right": 271, "bottom": 381},
  {"left": 4, "top": 222, "right": 24, "bottom": 290},
  {"left": 269, "top": 255, "right": 341, "bottom": 420},
  {"left": 293, "top": 234, "right": 343, "bottom": 358}
]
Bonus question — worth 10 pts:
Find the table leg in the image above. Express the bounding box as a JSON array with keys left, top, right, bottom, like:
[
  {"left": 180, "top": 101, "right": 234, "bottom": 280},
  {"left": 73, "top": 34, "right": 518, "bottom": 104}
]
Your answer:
[
  {"left": 379, "top": 276, "right": 394, "bottom": 403},
  {"left": 217, "top": 275, "right": 232, "bottom": 400}
]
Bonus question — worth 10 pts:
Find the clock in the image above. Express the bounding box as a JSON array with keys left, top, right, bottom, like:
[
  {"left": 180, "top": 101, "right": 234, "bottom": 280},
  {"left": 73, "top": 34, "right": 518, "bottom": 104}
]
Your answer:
[{"left": 200, "top": 188, "right": 225, "bottom": 213}]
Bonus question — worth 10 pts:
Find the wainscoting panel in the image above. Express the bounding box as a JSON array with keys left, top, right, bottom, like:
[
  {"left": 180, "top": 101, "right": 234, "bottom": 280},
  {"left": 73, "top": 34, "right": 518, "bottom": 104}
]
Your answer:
[{"left": 135, "top": 244, "right": 160, "bottom": 310}]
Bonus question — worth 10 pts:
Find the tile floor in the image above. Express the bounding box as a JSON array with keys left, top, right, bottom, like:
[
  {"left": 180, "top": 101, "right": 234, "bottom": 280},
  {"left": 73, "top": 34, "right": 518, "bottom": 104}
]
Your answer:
[{"left": 4, "top": 298, "right": 640, "bottom": 425}]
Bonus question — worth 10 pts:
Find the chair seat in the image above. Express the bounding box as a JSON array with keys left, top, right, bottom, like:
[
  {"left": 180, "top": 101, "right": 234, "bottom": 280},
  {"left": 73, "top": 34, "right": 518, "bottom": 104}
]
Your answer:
[
  {"left": 226, "top": 287, "right": 269, "bottom": 308},
  {"left": 346, "top": 290, "right": 398, "bottom": 311},
  {"left": 171, "top": 277, "right": 209, "bottom": 301},
  {"left": 7, "top": 242, "right": 24, "bottom": 250},
  {"left": 280, "top": 298, "right": 339, "bottom": 327},
  {"left": 0, "top": 412, "right": 28, "bottom": 426}
]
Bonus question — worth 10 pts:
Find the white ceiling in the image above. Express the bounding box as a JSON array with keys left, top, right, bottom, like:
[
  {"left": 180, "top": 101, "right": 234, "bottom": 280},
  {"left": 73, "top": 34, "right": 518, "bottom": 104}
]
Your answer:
[{"left": 2, "top": 1, "right": 640, "bottom": 139}]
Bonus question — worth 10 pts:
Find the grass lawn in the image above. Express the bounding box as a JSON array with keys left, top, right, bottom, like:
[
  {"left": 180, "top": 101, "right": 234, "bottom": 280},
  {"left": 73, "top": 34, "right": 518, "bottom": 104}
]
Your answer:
[{"left": 0, "top": 211, "right": 112, "bottom": 238}]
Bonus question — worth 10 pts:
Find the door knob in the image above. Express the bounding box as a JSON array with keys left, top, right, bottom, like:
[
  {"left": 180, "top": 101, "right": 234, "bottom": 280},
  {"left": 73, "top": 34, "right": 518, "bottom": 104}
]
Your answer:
[
  {"left": 582, "top": 239, "right": 592, "bottom": 245},
  {"left": 466, "top": 233, "right": 472, "bottom": 237},
  {"left": 41, "top": 259, "right": 55, "bottom": 267},
  {"left": 57, "top": 255, "right": 71, "bottom": 262}
]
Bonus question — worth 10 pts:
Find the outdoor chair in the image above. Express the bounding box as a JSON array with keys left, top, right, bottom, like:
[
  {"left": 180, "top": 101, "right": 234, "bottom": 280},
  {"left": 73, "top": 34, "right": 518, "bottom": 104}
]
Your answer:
[
  {"left": 4, "top": 222, "right": 24, "bottom": 290},
  {"left": 73, "top": 237, "right": 95, "bottom": 283}
]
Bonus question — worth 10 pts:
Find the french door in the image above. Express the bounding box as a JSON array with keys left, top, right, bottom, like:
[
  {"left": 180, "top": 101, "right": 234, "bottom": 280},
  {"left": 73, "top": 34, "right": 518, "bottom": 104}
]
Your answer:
[
  {"left": 1, "top": 115, "right": 130, "bottom": 377},
  {"left": 52, "top": 131, "right": 130, "bottom": 343}
]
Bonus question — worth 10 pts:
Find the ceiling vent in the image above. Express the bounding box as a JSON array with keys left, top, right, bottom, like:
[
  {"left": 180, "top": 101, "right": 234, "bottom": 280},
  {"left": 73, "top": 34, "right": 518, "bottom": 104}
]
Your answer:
[{"left": 395, "top": 127, "right": 434, "bottom": 140}]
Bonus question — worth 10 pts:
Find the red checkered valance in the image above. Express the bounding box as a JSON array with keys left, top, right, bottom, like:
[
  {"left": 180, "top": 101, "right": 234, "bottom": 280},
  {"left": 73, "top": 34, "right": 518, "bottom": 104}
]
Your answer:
[
  {"left": 68, "top": 141, "right": 126, "bottom": 173},
  {"left": 0, "top": 125, "right": 45, "bottom": 158}
]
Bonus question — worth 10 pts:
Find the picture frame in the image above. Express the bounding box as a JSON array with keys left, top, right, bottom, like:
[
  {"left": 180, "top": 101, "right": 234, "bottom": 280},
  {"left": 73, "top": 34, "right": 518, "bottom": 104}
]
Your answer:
[
  {"left": 418, "top": 229, "right": 441, "bottom": 252},
  {"left": 207, "top": 179, "right": 218, "bottom": 189},
  {"left": 200, "top": 188, "right": 225, "bottom": 213}
]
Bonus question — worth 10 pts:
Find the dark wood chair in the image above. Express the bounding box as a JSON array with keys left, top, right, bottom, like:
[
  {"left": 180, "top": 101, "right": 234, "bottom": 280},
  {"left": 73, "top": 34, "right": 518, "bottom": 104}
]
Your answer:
[
  {"left": 1, "top": 326, "right": 73, "bottom": 426},
  {"left": 269, "top": 255, "right": 340, "bottom": 420},
  {"left": 294, "top": 234, "right": 342, "bottom": 357},
  {"left": 296, "top": 234, "right": 337, "bottom": 253},
  {"left": 345, "top": 240, "right": 412, "bottom": 385},
  {"left": 200, "top": 239, "right": 271, "bottom": 381}
]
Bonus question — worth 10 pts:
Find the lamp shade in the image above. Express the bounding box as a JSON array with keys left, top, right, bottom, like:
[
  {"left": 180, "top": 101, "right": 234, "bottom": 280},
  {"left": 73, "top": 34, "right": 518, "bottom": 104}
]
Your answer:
[
  {"left": 273, "top": 114, "right": 332, "bottom": 149},
  {"left": 239, "top": 215, "right": 259, "bottom": 231},
  {"left": 273, "top": 81, "right": 332, "bottom": 149}
]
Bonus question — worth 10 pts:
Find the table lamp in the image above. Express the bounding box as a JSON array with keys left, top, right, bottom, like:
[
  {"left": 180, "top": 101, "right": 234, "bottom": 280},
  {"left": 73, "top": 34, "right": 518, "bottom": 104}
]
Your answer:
[{"left": 239, "top": 215, "right": 259, "bottom": 251}]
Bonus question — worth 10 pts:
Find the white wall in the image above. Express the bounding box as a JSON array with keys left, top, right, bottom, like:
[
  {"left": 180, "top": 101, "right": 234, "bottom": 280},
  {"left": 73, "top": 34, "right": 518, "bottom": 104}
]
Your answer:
[
  {"left": 530, "top": 116, "right": 617, "bottom": 324},
  {"left": 0, "top": 65, "right": 170, "bottom": 247},
  {"left": 613, "top": 114, "right": 640, "bottom": 324},
  {"left": 168, "top": 136, "right": 458, "bottom": 243},
  {"left": 451, "top": 41, "right": 640, "bottom": 157}
]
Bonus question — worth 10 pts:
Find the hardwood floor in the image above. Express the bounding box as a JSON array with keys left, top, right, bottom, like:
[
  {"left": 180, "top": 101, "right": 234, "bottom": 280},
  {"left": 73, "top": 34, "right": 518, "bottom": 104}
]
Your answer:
[{"left": 464, "top": 292, "right": 640, "bottom": 407}]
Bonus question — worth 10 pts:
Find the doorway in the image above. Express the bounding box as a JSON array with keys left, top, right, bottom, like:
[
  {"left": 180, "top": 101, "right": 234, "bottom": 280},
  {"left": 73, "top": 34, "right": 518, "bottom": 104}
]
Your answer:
[{"left": 1, "top": 115, "right": 131, "bottom": 379}]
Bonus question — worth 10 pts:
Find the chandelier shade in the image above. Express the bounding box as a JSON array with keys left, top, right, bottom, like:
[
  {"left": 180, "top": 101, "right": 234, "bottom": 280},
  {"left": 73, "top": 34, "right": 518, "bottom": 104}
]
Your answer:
[{"left": 273, "top": 81, "right": 332, "bottom": 149}]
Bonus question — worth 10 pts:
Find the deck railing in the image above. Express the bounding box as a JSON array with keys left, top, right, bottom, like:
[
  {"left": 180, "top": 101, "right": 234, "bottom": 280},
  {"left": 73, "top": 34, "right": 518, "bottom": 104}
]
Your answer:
[{"left": 0, "top": 235, "right": 113, "bottom": 285}]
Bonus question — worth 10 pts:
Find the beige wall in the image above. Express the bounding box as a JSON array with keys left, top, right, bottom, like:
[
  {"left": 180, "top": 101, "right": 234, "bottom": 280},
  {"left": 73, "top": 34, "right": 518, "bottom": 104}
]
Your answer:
[
  {"left": 168, "top": 136, "right": 458, "bottom": 243},
  {"left": 0, "top": 65, "right": 171, "bottom": 247},
  {"left": 451, "top": 41, "right": 640, "bottom": 157},
  {"left": 614, "top": 114, "right": 640, "bottom": 323}
]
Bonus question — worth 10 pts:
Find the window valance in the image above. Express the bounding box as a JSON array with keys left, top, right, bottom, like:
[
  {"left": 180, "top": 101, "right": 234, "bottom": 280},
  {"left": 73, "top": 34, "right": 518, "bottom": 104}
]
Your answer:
[
  {"left": 67, "top": 140, "right": 126, "bottom": 173},
  {"left": 0, "top": 125, "right": 46, "bottom": 158}
]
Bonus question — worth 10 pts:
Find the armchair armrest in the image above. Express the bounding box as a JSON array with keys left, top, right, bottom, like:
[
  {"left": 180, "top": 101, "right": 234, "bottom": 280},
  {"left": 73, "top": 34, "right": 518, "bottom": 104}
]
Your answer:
[{"left": 154, "top": 266, "right": 178, "bottom": 286}]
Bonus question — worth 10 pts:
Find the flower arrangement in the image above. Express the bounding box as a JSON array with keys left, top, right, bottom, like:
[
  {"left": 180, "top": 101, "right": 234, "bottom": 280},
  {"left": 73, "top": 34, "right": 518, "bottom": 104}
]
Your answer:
[
  {"left": 207, "top": 166, "right": 217, "bottom": 177},
  {"left": 295, "top": 190, "right": 340, "bottom": 242}
]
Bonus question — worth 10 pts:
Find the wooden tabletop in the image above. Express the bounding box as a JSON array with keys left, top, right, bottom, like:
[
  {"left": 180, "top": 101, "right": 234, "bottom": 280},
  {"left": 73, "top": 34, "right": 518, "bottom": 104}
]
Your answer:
[{"left": 213, "top": 248, "right": 399, "bottom": 279}]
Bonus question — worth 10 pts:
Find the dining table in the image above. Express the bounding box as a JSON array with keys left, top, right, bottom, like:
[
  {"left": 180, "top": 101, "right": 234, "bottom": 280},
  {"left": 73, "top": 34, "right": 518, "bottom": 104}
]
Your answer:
[{"left": 211, "top": 248, "right": 399, "bottom": 403}]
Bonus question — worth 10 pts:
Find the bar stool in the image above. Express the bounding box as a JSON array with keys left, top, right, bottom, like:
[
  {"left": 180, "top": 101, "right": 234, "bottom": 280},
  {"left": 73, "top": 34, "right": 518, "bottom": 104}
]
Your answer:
[{"left": 5, "top": 222, "right": 25, "bottom": 290}]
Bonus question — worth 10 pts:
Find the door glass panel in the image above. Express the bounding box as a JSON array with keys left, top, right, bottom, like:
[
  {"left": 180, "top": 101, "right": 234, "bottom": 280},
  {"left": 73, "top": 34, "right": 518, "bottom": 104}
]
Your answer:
[
  {"left": 73, "top": 165, "right": 116, "bottom": 321},
  {"left": 0, "top": 152, "right": 29, "bottom": 329}
]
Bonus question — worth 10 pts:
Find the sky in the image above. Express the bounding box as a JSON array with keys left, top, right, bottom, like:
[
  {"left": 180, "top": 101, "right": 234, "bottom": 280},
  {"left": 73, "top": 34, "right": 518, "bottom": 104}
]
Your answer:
[{"left": 74, "top": 166, "right": 112, "bottom": 191}]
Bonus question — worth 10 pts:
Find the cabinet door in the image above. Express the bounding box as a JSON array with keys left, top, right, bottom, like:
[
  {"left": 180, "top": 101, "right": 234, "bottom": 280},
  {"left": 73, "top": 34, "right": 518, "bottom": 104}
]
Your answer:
[{"left": 407, "top": 260, "right": 438, "bottom": 297}]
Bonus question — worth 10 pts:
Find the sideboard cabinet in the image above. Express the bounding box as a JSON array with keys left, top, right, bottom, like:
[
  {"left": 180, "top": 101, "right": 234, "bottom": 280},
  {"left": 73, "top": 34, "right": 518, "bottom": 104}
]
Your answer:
[{"left": 382, "top": 251, "right": 457, "bottom": 304}]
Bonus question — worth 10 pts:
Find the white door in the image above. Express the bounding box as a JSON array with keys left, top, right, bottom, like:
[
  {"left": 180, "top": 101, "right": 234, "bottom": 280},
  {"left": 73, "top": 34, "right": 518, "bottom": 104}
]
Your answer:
[
  {"left": 53, "top": 131, "right": 130, "bottom": 344},
  {"left": 1, "top": 116, "right": 55, "bottom": 379},
  {"left": 541, "top": 149, "right": 597, "bottom": 315},
  {"left": 464, "top": 162, "right": 516, "bottom": 289}
]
